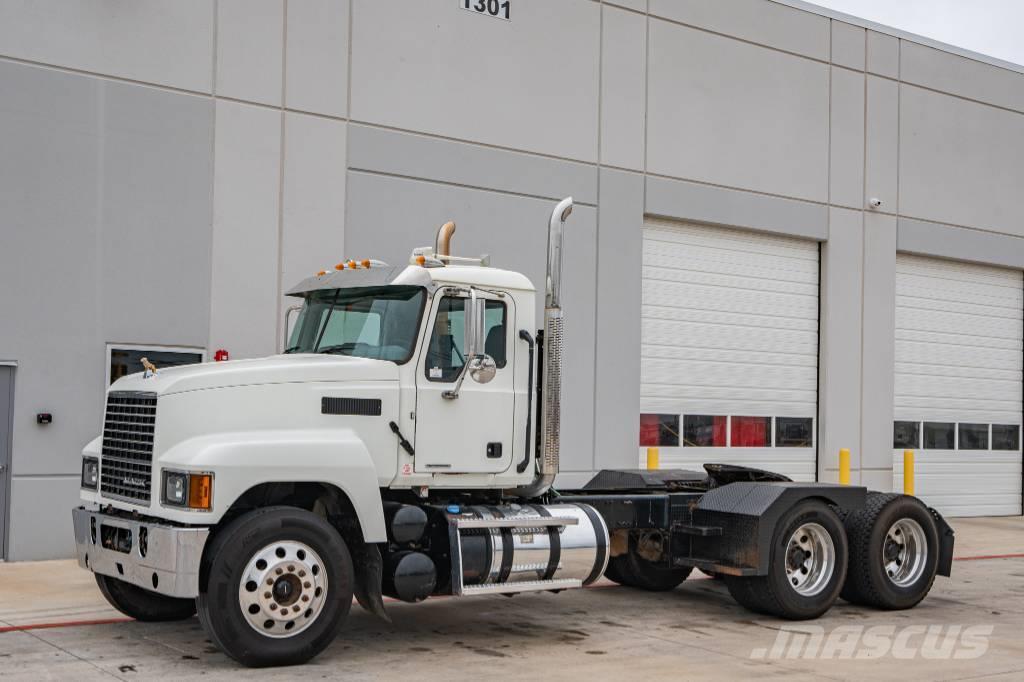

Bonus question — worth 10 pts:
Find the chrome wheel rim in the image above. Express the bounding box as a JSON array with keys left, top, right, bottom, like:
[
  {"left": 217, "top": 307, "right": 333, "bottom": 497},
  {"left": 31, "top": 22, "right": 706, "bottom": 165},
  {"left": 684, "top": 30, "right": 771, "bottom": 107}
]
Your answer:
[
  {"left": 784, "top": 522, "right": 835, "bottom": 597},
  {"left": 238, "top": 541, "right": 328, "bottom": 638},
  {"left": 883, "top": 518, "right": 928, "bottom": 587}
]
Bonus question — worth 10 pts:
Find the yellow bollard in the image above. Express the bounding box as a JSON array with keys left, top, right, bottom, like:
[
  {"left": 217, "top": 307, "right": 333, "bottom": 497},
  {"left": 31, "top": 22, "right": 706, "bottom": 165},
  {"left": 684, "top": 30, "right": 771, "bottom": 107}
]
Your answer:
[
  {"left": 903, "top": 450, "right": 915, "bottom": 495},
  {"left": 646, "top": 447, "right": 659, "bottom": 470},
  {"left": 838, "top": 448, "right": 850, "bottom": 485}
]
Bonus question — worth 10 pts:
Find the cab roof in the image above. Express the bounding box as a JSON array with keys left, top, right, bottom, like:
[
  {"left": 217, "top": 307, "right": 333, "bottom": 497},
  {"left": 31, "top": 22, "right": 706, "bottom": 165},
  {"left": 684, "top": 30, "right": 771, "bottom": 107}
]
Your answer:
[{"left": 286, "top": 263, "right": 535, "bottom": 297}]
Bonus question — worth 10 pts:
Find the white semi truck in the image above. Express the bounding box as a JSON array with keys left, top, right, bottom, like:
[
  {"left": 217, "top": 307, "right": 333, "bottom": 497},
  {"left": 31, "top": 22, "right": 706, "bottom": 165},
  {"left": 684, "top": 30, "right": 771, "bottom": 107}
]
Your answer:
[{"left": 73, "top": 198, "right": 954, "bottom": 667}]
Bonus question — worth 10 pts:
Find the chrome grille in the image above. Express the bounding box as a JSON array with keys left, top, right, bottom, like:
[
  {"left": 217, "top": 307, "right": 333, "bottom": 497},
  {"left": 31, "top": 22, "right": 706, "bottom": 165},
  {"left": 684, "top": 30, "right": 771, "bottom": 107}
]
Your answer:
[{"left": 100, "top": 391, "right": 157, "bottom": 503}]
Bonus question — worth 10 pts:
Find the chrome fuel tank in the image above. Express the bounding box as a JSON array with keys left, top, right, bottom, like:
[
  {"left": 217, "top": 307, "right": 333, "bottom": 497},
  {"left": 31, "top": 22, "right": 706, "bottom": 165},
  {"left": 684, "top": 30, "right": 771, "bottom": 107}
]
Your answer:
[{"left": 451, "top": 503, "right": 609, "bottom": 592}]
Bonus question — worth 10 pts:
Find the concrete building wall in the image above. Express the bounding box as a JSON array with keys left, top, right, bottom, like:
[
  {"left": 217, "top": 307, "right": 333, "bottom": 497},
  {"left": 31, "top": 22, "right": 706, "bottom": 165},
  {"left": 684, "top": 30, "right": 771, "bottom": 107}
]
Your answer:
[{"left": 1, "top": 0, "right": 1023, "bottom": 558}]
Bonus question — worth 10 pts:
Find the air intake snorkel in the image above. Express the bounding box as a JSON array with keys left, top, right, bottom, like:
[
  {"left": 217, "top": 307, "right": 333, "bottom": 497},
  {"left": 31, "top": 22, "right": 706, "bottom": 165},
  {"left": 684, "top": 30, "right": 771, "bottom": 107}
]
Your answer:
[{"left": 513, "top": 197, "right": 573, "bottom": 497}]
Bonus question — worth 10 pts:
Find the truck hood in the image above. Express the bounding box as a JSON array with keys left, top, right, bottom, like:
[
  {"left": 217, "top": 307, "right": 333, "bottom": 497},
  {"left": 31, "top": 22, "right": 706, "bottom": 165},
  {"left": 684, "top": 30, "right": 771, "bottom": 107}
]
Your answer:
[{"left": 109, "top": 354, "right": 400, "bottom": 396}]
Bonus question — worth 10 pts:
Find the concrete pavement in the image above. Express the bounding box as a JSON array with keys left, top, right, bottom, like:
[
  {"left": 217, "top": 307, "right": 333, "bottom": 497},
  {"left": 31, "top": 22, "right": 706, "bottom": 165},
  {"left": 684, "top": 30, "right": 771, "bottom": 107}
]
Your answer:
[{"left": 1, "top": 516, "right": 1022, "bottom": 680}]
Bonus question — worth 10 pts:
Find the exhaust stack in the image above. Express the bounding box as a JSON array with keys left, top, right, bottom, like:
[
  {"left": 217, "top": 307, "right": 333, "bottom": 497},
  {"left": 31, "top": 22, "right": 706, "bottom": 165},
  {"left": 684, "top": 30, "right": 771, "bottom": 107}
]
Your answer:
[
  {"left": 435, "top": 221, "right": 456, "bottom": 257},
  {"left": 516, "top": 197, "right": 573, "bottom": 497}
]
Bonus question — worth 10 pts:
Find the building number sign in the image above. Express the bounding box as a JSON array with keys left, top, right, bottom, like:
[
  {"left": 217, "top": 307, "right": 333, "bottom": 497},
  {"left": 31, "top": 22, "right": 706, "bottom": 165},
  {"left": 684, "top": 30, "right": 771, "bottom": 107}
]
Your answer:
[{"left": 461, "top": 0, "right": 511, "bottom": 21}]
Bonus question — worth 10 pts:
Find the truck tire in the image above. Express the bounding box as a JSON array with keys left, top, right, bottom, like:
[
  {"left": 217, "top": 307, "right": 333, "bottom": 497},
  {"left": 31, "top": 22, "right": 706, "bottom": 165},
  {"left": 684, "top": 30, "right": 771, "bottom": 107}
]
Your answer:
[
  {"left": 725, "top": 499, "right": 848, "bottom": 620},
  {"left": 197, "top": 506, "right": 354, "bottom": 667},
  {"left": 604, "top": 531, "right": 692, "bottom": 591},
  {"left": 840, "top": 492, "right": 939, "bottom": 610},
  {"left": 95, "top": 574, "right": 196, "bottom": 621}
]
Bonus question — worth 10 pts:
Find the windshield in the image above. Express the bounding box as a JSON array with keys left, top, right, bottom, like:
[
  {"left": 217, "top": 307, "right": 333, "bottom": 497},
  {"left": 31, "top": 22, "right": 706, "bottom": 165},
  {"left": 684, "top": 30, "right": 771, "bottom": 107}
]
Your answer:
[{"left": 284, "top": 286, "right": 426, "bottom": 363}]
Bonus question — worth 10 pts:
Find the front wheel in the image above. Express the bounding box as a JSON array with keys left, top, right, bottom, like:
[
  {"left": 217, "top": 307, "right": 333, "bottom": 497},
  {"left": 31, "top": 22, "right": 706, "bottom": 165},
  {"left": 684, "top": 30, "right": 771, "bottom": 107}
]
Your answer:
[
  {"left": 725, "top": 499, "right": 848, "bottom": 620},
  {"left": 95, "top": 574, "right": 196, "bottom": 621},
  {"left": 197, "top": 507, "right": 354, "bottom": 667}
]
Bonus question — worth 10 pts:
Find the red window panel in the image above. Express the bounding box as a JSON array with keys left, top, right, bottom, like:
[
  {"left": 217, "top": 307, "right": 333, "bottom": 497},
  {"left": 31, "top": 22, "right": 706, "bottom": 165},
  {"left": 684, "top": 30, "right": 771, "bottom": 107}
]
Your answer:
[
  {"left": 731, "top": 416, "right": 771, "bottom": 447},
  {"left": 639, "top": 414, "right": 679, "bottom": 447},
  {"left": 639, "top": 414, "right": 661, "bottom": 447}
]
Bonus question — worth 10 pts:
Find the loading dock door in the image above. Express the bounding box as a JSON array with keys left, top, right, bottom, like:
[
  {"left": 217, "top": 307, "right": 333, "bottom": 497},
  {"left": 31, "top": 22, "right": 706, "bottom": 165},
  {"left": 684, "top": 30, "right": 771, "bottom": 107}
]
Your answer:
[
  {"left": 640, "top": 220, "right": 820, "bottom": 481},
  {"left": 893, "top": 254, "right": 1023, "bottom": 517}
]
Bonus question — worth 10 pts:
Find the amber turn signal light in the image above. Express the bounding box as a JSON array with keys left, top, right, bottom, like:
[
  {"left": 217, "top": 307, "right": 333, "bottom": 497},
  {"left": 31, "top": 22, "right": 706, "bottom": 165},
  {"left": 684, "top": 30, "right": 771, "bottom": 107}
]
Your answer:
[{"left": 187, "top": 473, "right": 213, "bottom": 511}]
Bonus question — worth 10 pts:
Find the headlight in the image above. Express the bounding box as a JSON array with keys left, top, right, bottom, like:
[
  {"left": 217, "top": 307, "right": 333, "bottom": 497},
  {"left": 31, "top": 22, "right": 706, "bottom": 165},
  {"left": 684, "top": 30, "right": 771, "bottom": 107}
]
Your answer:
[
  {"left": 162, "top": 470, "right": 214, "bottom": 511},
  {"left": 81, "top": 457, "right": 99, "bottom": 490}
]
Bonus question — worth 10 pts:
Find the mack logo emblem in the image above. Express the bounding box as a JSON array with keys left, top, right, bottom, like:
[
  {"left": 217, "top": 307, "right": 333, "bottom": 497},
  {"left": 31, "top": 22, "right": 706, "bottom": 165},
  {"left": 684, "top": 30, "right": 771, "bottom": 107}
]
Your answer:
[{"left": 122, "top": 476, "right": 146, "bottom": 487}]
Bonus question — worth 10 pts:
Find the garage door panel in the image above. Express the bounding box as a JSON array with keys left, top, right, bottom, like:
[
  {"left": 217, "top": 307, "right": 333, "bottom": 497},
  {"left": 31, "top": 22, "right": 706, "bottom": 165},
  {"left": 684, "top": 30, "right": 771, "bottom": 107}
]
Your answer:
[
  {"left": 643, "top": 280, "right": 819, "bottom": 321},
  {"left": 643, "top": 247, "right": 818, "bottom": 285},
  {"left": 896, "top": 361, "right": 1022, "bottom": 383},
  {"left": 643, "top": 343, "right": 817, "bottom": 368},
  {"left": 896, "top": 291, "right": 1024, "bottom": 319},
  {"left": 643, "top": 359, "right": 818, "bottom": 393},
  {"left": 644, "top": 303, "right": 817, "bottom": 334},
  {"left": 897, "top": 307, "right": 1024, "bottom": 339},
  {"left": 643, "top": 318, "right": 817, "bottom": 355},
  {"left": 645, "top": 221, "right": 820, "bottom": 262},
  {"left": 894, "top": 254, "right": 1023, "bottom": 516},
  {"left": 895, "top": 344, "right": 1023, "bottom": 370},
  {"left": 896, "top": 277, "right": 1022, "bottom": 308},
  {"left": 644, "top": 261, "right": 818, "bottom": 297},
  {"left": 896, "top": 374, "right": 1022, "bottom": 405}
]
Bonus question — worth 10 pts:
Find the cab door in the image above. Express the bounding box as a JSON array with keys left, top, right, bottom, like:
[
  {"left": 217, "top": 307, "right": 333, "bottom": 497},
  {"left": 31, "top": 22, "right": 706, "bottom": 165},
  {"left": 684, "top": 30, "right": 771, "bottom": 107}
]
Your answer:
[{"left": 414, "top": 292, "right": 515, "bottom": 473}]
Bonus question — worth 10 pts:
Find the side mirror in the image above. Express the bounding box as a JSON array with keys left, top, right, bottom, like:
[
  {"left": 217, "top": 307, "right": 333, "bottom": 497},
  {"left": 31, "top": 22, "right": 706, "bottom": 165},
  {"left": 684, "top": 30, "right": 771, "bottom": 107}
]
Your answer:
[
  {"left": 444, "top": 289, "right": 495, "bottom": 398},
  {"left": 463, "top": 289, "right": 487, "bottom": 358}
]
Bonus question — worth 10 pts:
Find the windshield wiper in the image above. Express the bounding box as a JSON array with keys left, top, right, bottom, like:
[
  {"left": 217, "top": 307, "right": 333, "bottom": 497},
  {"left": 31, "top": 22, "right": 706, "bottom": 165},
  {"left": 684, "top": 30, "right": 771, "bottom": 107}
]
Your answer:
[{"left": 318, "top": 343, "right": 357, "bottom": 355}]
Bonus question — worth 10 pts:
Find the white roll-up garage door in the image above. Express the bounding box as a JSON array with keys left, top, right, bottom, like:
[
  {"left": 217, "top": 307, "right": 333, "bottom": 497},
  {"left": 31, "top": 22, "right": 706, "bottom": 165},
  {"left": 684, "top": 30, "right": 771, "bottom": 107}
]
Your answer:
[
  {"left": 640, "top": 219, "right": 819, "bottom": 481},
  {"left": 893, "top": 254, "right": 1023, "bottom": 517}
]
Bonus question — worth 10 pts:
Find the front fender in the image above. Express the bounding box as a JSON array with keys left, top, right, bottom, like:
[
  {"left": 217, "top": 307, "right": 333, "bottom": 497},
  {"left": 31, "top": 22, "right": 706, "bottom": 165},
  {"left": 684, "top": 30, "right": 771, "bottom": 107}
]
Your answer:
[{"left": 156, "top": 429, "right": 386, "bottom": 542}]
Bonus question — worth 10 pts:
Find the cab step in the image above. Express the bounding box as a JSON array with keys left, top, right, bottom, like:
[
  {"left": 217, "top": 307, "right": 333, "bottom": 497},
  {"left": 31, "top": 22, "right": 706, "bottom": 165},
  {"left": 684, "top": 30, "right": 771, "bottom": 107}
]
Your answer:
[{"left": 460, "top": 578, "right": 582, "bottom": 596}]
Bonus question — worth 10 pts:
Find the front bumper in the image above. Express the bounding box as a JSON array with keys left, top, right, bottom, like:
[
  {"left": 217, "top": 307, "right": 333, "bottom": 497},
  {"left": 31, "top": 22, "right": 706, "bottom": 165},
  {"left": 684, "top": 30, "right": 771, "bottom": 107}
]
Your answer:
[{"left": 72, "top": 507, "right": 210, "bottom": 599}]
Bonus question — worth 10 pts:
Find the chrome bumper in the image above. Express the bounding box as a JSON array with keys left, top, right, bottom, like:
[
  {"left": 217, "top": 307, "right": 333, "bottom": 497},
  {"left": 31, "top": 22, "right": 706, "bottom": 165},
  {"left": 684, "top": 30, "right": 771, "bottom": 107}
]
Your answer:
[{"left": 71, "top": 507, "right": 210, "bottom": 599}]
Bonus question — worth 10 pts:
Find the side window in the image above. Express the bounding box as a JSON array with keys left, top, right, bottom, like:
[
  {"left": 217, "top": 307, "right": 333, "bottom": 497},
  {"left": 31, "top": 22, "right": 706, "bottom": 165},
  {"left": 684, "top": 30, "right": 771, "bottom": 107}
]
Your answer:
[{"left": 425, "top": 296, "right": 507, "bottom": 382}]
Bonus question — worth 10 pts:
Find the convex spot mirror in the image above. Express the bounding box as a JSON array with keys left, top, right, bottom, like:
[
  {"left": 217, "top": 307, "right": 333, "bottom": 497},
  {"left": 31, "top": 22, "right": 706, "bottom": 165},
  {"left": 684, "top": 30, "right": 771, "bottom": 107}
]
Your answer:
[{"left": 468, "top": 355, "right": 497, "bottom": 384}]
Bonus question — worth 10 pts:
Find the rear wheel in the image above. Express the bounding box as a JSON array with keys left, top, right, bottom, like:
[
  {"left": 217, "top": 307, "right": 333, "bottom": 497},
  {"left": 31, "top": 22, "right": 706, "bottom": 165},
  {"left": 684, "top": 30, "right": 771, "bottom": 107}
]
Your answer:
[
  {"left": 197, "top": 507, "right": 354, "bottom": 667},
  {"left": 603, "top": 530, "right": 692, "bottom": 591},
  {"left": 95, "top": 574, "right": 196, "bottom": 622},
  {"left": 725, "top": 499, "right": 848, "bottom": 619},
  {"left": 840, "top": 493, "right": 939, "bottom": 610}
]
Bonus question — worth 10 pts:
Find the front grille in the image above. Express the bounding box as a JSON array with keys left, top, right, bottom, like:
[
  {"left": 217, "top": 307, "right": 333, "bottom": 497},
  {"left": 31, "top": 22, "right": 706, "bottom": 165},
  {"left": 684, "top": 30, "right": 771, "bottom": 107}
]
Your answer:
[{"left": 100, "top": 391, "right": 157, "bottom": 503}]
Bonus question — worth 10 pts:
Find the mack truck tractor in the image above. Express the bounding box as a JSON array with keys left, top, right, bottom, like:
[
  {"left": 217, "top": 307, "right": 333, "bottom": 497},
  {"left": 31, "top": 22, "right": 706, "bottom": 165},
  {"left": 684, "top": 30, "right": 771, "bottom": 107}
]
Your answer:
[{"left": 73, "top": 198, "right": 954, "bottom": 667}]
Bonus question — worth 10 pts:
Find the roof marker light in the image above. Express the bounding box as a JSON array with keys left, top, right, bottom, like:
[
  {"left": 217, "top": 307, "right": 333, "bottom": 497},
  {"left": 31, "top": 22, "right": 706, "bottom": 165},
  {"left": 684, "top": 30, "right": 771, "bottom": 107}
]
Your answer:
[
  {"left": 347, "top": 259, "right": 357, "bottom": 269},
  {"left": 361, "top": 259, "right": 371, "bottom": 268},
  {"left": 335, "top": 262, "right": 346, "bottom": 270},
  {"left": 317, "top": 270, "right": 327, "bottom": 276}
]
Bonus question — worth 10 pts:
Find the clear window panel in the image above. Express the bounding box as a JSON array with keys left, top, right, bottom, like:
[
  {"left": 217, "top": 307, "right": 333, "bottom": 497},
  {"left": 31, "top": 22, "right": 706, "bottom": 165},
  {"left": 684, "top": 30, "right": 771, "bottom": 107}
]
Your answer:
[
  {"left": 683, "top": 415, "right": 727, "bottom": 447},
  {"left": 109, "top": 348, "right": 203, "bottom": 385},
  {"left": 992, "top": 424, "right": 1020, "bottom": 451},
  {"left": 958, "top": 423, "right": 989, "bottom": 450},
  {"left": 775, "top": 417, "right": 813, "bottom": 447},
  {"left": 923, "top": 422, "right": 955, "bottom": 449},
  {"left": 731, "top": 416, "right": 771, "bottom": 447},
  {"left": 424, "top": 296, "right": 507, "bottom": 382},
  {"left": 893, "top": 421, "right": 920, "bottom": 449},
  {"left": 640, "top": 414, "right": 680, "bottom": 447}
]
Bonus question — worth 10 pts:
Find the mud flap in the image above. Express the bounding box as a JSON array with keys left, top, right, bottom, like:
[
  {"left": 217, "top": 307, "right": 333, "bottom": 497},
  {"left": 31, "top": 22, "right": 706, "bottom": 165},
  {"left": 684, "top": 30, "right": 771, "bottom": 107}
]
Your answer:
[
  {"left": 929, "top": 507, "right": 955, "bottom": 577},
  {"left": 352, "top": 543, "right": 391, "bottom": 623}
]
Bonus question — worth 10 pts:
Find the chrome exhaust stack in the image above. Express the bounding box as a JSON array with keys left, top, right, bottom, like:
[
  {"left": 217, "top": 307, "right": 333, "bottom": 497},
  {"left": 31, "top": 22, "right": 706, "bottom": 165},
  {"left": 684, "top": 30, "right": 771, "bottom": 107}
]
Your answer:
[{"left": 515, "top": 197, "right": 573, "bottom": 497}]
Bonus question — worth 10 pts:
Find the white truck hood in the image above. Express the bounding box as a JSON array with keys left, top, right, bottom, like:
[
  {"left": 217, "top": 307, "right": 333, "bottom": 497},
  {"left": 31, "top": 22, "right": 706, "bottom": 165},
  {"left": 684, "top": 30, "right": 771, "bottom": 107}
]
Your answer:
[{"left": 109, "top": 354, "right": 400, "bottom": 396}]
